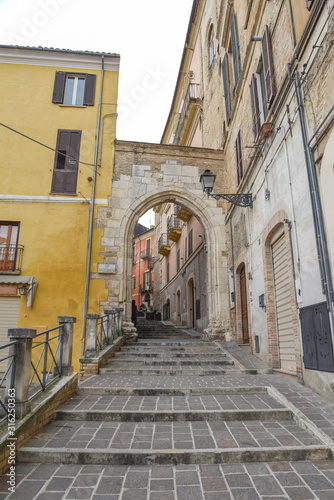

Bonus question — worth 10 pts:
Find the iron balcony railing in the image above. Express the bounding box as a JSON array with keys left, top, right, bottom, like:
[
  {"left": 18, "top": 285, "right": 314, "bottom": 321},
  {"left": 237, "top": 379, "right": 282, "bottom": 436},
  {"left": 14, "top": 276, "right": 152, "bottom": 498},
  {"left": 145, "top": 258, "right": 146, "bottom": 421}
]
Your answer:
[
  {"left": 140, "top": 248, "right": 152, "bottom": 260},
  {"left": 0, "top": 244, "right": 24, "bottom": 273},
  {"left": 173, "top": 83, "right": 201, "bottom": 144},
  {"left": 139, "top": 281, "right": 154, "bottom": 294},
  {"left": 167, "top": 214, "right": 181, "bottom": 234}
]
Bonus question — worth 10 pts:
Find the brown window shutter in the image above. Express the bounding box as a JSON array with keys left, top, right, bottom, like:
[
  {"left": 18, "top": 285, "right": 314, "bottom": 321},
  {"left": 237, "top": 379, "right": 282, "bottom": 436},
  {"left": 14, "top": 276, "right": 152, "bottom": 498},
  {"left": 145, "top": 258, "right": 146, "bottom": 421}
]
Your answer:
[
  {"left": 51, "top": 130, "right": 81, "bottom": 194},
  {"left": 222, "top": 53, "right": 232, "bottom": 124},
  {"left": 64, "top": 131, "right": 81, "bottom": 193},
  {"left": 230, "top": 12, "right": 241, "bottom": 90},
  {"left": 261, "top": 25, "right": 276, "bottom": 109},
  {"left": 52, "top": 71, "right": 66, "bottom": 103},
  {"left": 236, "top": 130, "right": 243, "bottom": 185},
  {"left": 83, "top": 74, "right": 96, "bottom": 106},
  {"left": 250, "top": 74, "right": 260, "bottom": 142}
]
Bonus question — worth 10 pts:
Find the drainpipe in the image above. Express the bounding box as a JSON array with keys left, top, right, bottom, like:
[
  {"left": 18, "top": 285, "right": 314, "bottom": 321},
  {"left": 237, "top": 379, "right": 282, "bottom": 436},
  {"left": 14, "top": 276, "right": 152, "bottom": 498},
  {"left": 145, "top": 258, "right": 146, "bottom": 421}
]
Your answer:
[
  {"left": 281, "top": 126, "right": 301, "bottom": 273},
  {"left": 81, "top": 55, "right": 105, "bottom": 355},
  {"left": 287, "top": 0, "right": 297, "bottom": 48},
  {"left": 290, "top": 66, "right": 334, "bottom": 326}
]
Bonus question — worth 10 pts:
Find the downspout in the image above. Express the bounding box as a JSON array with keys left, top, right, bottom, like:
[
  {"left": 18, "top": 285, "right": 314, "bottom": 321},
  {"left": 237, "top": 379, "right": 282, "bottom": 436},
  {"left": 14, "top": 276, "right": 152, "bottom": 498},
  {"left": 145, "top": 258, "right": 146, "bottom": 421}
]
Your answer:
[
  {"left": 291, "top": 66, "right": 334, "bottom": 326},
  {"left": 287, "top": 0, "right": 297, "bottom": 48},
  {"left": 81, "top": 55, "right": 105, "bottom": 355}
]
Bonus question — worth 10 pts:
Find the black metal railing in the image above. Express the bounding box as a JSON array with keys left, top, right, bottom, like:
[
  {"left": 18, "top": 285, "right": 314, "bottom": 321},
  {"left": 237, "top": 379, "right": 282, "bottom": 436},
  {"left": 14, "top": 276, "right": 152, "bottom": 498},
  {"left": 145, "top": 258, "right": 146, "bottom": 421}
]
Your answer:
[
  {"left": 167, "top": 214, "right": 181, "bottom": 234},
  {"left": 158, "top": 234, "right": 169, "bottom": 250},
  {"left": 0, "top": 341, "right": 18, "bottom": 422},
  {"left": 140, "top": 248, "right": 151, "bottom": 260},
  {"left": 139, "top": 281, "right": 154, "bottom": 294},
  {"left": 0, "top": 244, "right": 24, "bottom": 272},
  {"left": 29, "top": 325, "right": 64, "bottom": 399},
  {"left": 97, "top": 315, "right": 109, "bottom": 351}
]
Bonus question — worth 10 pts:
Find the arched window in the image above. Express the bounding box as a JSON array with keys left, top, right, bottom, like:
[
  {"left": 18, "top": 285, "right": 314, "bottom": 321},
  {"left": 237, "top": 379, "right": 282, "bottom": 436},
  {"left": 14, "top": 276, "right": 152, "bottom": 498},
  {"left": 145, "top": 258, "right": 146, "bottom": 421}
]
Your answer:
[{"left": 208, "top": 25, "right": 215, "bottom": 73}]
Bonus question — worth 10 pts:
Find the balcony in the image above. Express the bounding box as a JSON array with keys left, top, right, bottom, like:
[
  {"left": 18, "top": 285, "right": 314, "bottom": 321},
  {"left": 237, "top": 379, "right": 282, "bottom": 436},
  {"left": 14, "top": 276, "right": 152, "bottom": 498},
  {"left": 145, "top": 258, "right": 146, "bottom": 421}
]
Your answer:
[
  {"left": 147, "top": 257, "right": 154, "bottom": 270},
  {"left": 0, "top": 245, "right": 24, "bottom": 273},
  {"left": 177, "top": 206, "right": 192, "bottom": 223},
  {"left": 167, "top": 215, "right": 181, "bottom": 243},
  {"left": 173, "top": 83, "right": 201, "bottom": 145},
  {"left": 140, "top": 248, "right": 152, "bottom": 260},
  {"left": 158, "top": 234, "right": 171, "bottom": 256},
  {"left": 139, "top": 281, "right": 154, "bottom": 294}
]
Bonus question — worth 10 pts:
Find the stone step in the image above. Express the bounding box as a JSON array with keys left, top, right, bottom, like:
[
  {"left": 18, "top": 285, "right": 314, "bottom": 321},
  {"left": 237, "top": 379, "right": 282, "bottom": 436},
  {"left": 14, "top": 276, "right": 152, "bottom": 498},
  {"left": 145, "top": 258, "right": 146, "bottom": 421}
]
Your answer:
[
  {"left": 18, "top": 444, "right": 330, "bottom": 466},
  {"left": 111, "top": 359, "right": 234, "bottom": 366},
  {"left": 18, "top": 414, "right": 328, "bottom": 467},
  {"left": 116, "top": 352, "right": 226, "bottom": 358},
  {"left": 77, "top": 386, "right": 268, "bottom": 396},
  {"left": 54, "top": 408, "right": 293, "bottom": 422},
  {"left": 99, "top": 364, "right": 251, "bottom": 375}
]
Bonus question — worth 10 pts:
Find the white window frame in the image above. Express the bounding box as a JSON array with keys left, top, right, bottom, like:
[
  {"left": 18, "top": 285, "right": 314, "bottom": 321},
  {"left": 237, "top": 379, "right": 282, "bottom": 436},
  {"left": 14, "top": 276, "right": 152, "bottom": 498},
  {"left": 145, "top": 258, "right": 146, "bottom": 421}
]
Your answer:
[{"left": 64, "top": 75, "right": 86, "bottom": 106}]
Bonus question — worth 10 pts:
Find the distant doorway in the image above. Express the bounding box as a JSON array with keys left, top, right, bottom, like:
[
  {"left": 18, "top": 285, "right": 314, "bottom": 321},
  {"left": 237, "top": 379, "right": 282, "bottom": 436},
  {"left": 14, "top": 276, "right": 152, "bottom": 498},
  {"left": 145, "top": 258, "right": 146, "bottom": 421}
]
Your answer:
[
  {"left": 239, "top": 264, "right": 249, "bottom": 343},
  {"left": 187, "top": 278, "right": 195, "bottom": 328}
]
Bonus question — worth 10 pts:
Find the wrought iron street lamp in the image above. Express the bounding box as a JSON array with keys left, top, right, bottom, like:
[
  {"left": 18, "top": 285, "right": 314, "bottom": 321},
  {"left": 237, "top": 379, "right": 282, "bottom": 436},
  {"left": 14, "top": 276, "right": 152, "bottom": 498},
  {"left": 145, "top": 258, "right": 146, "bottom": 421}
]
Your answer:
[{"left": 199, "top": 169, "right": 253, "bottom": 208}]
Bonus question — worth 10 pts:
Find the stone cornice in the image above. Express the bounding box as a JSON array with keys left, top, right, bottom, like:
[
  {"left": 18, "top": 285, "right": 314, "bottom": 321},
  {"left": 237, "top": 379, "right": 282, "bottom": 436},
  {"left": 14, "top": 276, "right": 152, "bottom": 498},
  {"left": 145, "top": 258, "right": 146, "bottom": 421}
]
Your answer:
[{"left": 0, "top": 46, "right": 120, "bottom": 71}]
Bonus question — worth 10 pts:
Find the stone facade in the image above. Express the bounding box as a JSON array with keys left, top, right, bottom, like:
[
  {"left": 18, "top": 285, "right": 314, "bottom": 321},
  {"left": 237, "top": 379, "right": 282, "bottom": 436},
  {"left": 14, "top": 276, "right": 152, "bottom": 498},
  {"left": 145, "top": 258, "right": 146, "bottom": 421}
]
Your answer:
[{"left": 98, "top": 140, "right": 230, "bottom": 340}]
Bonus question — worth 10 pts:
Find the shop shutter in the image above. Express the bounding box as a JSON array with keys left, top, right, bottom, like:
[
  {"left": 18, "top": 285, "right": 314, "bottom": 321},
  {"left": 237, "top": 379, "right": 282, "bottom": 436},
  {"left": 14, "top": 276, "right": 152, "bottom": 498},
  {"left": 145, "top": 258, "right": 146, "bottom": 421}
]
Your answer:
[
  {"left": 262, "top": 25, "right": 276, "bottom": 109},
  {"left": 272, "top": 234, "right": 296, "bottom": 373},
  {"left": 0, "top": 297, "right": 21, "bottom": 374}
]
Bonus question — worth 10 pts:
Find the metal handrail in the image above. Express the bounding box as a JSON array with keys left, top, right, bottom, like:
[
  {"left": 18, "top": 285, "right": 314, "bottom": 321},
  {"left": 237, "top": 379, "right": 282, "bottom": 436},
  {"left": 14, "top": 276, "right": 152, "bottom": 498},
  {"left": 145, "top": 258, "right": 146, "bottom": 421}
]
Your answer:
[
  {"left": 97, "top": 315, "right": 109, "bottom": 351},
  {"left": 29, "top": 325, "right": 64, "bottom": 399}
]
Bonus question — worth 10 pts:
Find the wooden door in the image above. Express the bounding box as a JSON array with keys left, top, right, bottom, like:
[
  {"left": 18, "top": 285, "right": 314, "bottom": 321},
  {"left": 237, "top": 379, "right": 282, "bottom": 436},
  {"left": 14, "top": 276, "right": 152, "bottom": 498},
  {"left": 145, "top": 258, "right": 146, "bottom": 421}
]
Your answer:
[{"left": 240, "top": 264, "right": 249, "bottom": 343}]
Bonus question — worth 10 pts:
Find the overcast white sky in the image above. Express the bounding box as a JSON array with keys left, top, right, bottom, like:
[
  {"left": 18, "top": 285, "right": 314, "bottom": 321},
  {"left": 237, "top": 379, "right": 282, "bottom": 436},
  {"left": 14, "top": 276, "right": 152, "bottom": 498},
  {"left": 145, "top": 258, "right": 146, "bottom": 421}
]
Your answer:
[
  {"left": 0, "top": 0, "right": 193, "bottom": 144},
  {"left": 0, "top": 0, "right": 193, "bottom": 226}
]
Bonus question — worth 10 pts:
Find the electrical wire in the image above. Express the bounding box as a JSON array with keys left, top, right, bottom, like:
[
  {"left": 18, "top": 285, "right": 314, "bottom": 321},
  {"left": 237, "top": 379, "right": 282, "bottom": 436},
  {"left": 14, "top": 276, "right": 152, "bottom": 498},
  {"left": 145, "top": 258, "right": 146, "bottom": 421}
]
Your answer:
[{"left": 0, "top": 122, "right": 100, "bottom": 175}]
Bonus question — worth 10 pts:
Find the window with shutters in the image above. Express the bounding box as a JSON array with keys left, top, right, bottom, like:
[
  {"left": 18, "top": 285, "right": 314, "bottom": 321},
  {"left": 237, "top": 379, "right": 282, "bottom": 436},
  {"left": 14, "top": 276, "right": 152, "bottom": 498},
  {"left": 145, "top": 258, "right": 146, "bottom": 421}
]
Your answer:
[
  {"left": 177, "top": 249, "right": 180, "bottom": 272},
  {"left": 208, "top": 25, "right": 215, "bottom": 73},
  {"left": 132, "top": 276, "right": 136, "bottom": 289},
  {"left": 222, "top": 12, "right": 241, "bottom": 125},
  {"left": 235, "top": 130, "right": 243, "bottom": 185},
  {"left": 188, "top": 229, "right": 193, "bottom": 257},
  {"left": 0, "top": 222, "right": 22, "bottom": 272},
  {"left": 166, "top": 263, "right": 170, "bottom": 283},
  {"left": 230, "top": 12, "right": 241, "bottom": 90},
  {"left": 51, "top": 129, "right": 81, "bottom": 195},
  {"left": 52, "top": 71, "right": 96, "bottom": 106},
  {"left": 249, "top": 25, "right": 276, "bottom": 142}
]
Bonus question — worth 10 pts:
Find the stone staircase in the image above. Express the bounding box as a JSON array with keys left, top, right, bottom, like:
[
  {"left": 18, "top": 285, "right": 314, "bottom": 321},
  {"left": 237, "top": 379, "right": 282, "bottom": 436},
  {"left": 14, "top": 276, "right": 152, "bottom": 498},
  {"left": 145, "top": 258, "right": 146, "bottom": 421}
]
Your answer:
[
  {"left": 135, "top": 318, "right": 191, "bottom": 339},
  {"left": 8, "top": 324, "right": 334, "bottom": 499}
]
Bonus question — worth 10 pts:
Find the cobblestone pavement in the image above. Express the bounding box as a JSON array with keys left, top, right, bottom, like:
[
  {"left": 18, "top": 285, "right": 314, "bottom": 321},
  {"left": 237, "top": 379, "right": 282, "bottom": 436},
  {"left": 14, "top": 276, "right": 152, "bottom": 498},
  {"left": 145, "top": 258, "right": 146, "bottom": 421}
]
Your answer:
[{"left": 3, "top": 332, "right": 334, "bottom": 499}]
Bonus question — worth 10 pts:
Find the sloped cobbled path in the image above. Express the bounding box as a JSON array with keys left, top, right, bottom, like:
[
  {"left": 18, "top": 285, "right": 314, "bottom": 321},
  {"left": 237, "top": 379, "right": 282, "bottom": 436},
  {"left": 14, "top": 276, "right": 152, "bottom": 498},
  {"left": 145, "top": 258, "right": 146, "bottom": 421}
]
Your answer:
[{"left": 1, "top": 320, "right": 334, "bottom": 499}]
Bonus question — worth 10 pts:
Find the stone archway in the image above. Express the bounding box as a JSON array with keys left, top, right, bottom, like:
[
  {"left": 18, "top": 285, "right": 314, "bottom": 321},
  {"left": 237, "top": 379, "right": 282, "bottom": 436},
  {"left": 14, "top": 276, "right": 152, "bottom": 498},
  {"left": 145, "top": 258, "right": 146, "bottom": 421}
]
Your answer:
[{"left": 98, "top": 140, "right": 229, "bottom": 340}]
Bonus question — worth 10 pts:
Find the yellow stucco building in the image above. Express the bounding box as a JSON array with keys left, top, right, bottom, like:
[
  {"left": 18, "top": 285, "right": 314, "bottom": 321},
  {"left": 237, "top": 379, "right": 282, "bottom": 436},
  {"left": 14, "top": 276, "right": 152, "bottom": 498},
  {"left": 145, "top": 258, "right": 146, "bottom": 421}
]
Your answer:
[{"left": 0, "top": 45, "right": 120, "bottom": 371}]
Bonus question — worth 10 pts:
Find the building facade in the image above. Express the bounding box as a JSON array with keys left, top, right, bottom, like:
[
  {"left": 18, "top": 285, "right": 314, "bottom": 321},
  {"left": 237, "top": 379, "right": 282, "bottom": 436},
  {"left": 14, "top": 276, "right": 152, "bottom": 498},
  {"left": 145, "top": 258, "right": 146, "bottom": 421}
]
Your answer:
[
  {"left": 0, "top": 45, "right": 120, "bottom": 371},
  {"left": 132, "top": 224, "right": 155, "bottom": 309},
  {"left": 162, "top": 0, "right": 334, "bottom": 399}
]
